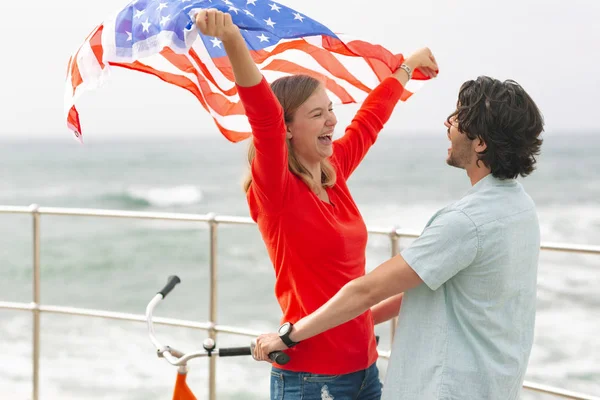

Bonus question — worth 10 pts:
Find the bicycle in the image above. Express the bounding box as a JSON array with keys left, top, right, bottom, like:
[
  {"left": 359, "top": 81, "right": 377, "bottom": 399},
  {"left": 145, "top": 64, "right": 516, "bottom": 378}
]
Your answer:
[{"left": 146, "top": 275, "right": 289, "bottom": 399}]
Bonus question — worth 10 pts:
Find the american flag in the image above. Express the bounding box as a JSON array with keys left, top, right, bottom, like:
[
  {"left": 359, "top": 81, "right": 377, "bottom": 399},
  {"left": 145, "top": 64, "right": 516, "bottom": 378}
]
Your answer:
[{"left": 65, "top": 0, "right": 428, "bottom": 143}]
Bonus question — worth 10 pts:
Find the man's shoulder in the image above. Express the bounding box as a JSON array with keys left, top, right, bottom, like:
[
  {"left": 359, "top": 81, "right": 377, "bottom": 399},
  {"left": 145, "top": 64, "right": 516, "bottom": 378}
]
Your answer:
[
  {"left": 424, "top": 205, "right": 477, "bottom": 234},
  {"left": 448, "top": 184, "right": 536, "bottom": 228}
]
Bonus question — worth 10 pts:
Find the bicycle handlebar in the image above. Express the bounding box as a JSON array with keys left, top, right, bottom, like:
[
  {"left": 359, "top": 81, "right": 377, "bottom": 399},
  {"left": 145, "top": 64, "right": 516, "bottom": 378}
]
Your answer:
[
  {"left": 220, "top": 346, "right": 290, "bottom": 365},
  {"left": 158, "top": 275, "right": 181, "bottom": 298},
  {"left": 218, "top": 346, "right": 252, "bottom": 357},
  {"left": 147, "top": 276, "right": 290, "bottom": 367}
]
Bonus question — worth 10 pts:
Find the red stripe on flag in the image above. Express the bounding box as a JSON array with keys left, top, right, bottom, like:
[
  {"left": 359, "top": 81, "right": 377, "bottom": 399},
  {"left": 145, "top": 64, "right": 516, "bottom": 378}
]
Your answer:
[
  {"left": 67, "top": 105, "right": 82, "bottom": 140},
  {"left": 89, "top": 25, "right": 105, "bottom": 69},
  {"left": 109, "top": 61, "right": 250, "bottom": 142},
  {"left": 187, "top": 49, "right": 238, "bottom": 96},
  {"left": 70, "top": 25, "right": 105, "bottom": 96},
  {"left": 211, "top": 57, "right": 235, "bottom": 82},
  {"left": 262, "top": 59, "right": 356, "bottom": 103},
  {"left": 255, "top": 40, "right": 373, "bottom": 94},
  {"left": 323, "top": 37, "right": 402, "bottom": 82},
  {"left": 326, "top": 37, "right": 433, "bottom": 81},
  {"left": 160, "top": 49, "right": 245, "bottom": 115},
  {"left": 71, "top": 61, "right": 83, "bottom": 97}
]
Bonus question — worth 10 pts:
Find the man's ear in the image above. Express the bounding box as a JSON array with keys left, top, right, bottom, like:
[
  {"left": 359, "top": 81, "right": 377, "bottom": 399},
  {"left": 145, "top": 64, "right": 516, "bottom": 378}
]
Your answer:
[{"left": 474, "top": 137, "right": 487, "bottom": 152}]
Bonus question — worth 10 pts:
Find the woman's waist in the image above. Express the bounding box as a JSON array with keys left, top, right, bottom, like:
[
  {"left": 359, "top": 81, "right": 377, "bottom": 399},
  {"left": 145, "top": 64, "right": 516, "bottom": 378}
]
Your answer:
[
  {"left": 279, "top": 308, "right": 375, "bottom": 346},
  {"left": 273, "top": 322, "right": 378, "bottom": 374}
]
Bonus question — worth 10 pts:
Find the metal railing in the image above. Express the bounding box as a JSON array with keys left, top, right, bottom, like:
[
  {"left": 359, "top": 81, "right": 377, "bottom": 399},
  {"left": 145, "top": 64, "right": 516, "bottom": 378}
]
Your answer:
[{"left": 1, "top": 204, "right": 599, "bottom": 400}]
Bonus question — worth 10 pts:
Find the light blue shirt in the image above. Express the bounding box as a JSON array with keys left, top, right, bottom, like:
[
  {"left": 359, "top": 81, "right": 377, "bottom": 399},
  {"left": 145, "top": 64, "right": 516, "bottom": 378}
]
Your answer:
[{"left": 383, "top": 175, "right": 540, "bottom": 400}]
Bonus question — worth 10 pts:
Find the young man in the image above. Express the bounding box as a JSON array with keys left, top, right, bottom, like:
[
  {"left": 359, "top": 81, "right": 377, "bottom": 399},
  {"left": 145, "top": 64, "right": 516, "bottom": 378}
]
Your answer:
[{"left": 255, "top": 76, "right": 544, "bottom": 400}]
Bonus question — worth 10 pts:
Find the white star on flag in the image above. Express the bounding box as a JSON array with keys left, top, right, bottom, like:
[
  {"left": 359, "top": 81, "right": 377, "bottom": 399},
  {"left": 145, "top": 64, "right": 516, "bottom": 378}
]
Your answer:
[
  {"left": 247, "top": 0, "right": 257, "bottom": 5},
  {"left": 134, "top": 9, "right": 145, "bottom": 18},
  {"left": 257, "top": 33, "right": 269, "bottom": 42},
  {"left": 141, "top": 18, "right": 151, "bottom": 32},
  {"left": 160, "top": 15, "right": 171, "bottom": 26},
  {"left": 244, "top": 9, "right": 254, "bottom": 16},
  {"left": 264, "top": 17, "right": 276, "bottom": 28},
  {"left": 270, "top": 3, "right": 281, "bottom": 12},
  {"left": 157, "top": 2, "right": 167, "bottom": 11},
  {"left": 210, "top": 37, "right": 222, "bottom": 48},
  {"left": 293, "top": 12, "right": 304, "bottom": 22}
]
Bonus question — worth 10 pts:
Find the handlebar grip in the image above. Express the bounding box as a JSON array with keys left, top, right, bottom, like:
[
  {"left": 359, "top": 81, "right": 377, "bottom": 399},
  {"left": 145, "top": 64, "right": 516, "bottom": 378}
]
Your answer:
[
  {"left": 158, "top": 275, "right": 181, "bottom": 298},
  {"left": 218, "top": 347, "right": 252, "bottom": 357},
  {"left": 218, "top": 347, "right": 289, "bottom": 365},
  {"left": 269, "top": 351, "right": 290, "bottom": 365}
]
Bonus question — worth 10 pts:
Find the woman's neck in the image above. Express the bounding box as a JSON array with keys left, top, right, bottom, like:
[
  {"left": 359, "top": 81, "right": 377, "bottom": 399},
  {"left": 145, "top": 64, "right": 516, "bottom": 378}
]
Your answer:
[
  {"left": 301, "top": 162, "right": 322, "bottom": 190},
  {"left": 307, "top": 164, "right": 322, "bottom": 187},
  {"left": 295, "top": 153, "right": 322, "bottom": 186}
]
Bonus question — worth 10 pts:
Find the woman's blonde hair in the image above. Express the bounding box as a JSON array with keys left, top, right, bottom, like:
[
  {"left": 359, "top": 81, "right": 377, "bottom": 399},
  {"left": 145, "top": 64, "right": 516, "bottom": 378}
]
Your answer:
[{"left": 243, "top": 75, "right": 336, "bottom": 193}]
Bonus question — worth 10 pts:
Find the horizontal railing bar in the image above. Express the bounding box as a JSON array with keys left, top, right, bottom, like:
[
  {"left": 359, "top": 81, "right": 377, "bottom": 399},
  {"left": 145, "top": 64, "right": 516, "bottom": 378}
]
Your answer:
[
  {"left": 1, "top": 206, "right": 599, "bottom": 255},
  {"left": 540, "top": 242, "right": 600, "bottom": 255},
  {"left": 522, "top": 381, "right": 600, "bottom": 400},
  {"left": 0, "top": 302, "right": 295, "bottom": 342},
  {"left": 1, "top": 301, "right": 597, "bottom": 399},
  {"left": 0, "top": 302, "right": 37, "bottom": 312},
  {"left": 0, "top": 206, "right": 32, "bottom": 214},
  {"left": 214, "top": 215, "right": 255, "bottom": 225},
  {"left": 35, "top": 207, "right": 213, "bottom": 222},
  {"left": 0, "top": 302, "right": 212, "bottom": 329}
]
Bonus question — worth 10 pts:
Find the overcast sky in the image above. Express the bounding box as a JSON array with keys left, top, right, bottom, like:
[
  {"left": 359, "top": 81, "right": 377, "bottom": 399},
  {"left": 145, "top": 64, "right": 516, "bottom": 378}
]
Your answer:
[{"left": 1, "top": 0, "right": 598, "bottom": 141}]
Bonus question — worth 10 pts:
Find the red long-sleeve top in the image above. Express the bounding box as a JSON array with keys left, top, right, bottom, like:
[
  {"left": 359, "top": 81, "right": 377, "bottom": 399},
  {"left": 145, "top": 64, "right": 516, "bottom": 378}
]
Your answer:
[{"left": 238, "top": 76, "right": 404, "bottom": 374}]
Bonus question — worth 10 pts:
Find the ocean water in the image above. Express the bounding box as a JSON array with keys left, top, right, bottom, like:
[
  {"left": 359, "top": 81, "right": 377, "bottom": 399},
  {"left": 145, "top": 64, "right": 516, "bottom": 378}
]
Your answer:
[{"left": 0, "top": 133, "right": 598, "bottom": 399}]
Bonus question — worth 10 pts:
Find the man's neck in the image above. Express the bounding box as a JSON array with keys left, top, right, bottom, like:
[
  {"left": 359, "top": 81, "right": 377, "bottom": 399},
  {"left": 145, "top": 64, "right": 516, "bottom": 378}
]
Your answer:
[{"left": 466, "top": 165, "right": 492, "bottom": 186}]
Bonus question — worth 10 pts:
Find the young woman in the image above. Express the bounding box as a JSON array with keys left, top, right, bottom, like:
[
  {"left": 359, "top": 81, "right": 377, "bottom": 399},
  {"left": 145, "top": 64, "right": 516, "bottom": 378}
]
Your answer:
[{"left": 195, "top": 9, "right": 438, "bottom": 399}]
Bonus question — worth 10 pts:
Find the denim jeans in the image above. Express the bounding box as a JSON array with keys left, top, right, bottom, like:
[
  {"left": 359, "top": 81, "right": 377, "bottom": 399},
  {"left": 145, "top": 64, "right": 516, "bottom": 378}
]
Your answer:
[{"left": 270, "top": 362, "right": 382, "bottom": 400}]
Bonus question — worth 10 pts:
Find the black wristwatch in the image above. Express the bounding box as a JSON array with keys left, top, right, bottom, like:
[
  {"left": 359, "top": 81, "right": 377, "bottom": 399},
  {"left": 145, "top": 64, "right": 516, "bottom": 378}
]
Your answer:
[{"left": 278, "top": 322, "right": 299, "bottom": 348}]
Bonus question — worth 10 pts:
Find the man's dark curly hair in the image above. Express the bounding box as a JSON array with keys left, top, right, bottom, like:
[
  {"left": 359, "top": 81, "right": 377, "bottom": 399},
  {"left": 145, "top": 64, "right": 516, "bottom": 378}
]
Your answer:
[{"left": 447, "top": 76, "right": 544, "bottom": 179}]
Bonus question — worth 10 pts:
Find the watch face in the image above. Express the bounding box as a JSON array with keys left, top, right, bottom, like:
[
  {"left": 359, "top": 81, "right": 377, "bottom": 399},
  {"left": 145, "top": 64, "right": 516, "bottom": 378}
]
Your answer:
[{"left": 278, "top": 322, "right": 290, "bottom": 335}]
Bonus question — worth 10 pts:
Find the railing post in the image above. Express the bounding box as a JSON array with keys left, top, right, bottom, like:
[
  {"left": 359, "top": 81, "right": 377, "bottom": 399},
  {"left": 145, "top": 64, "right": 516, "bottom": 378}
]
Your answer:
[
  {"left": 30, "top": 204, "right": 41, "bottom": 400},
  {"left": 207, "top": 213, "right": 218, "bottom": 400},
  {"left": 389, "top": 227, "right": 400, "bottom": 347}
]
